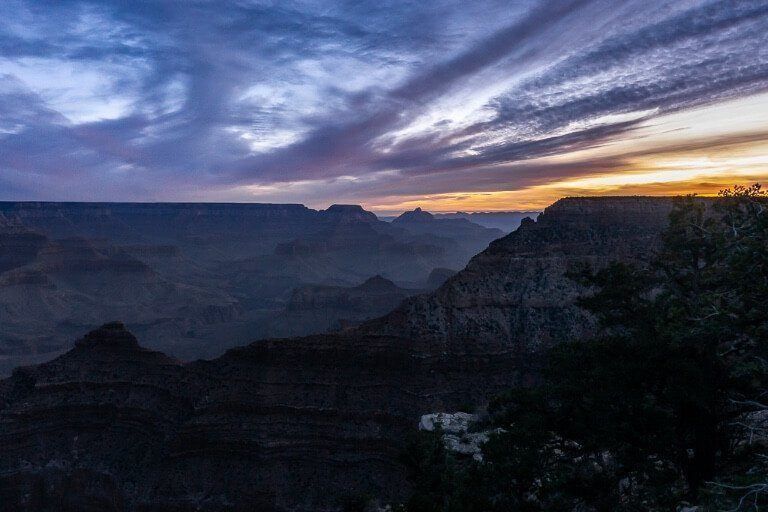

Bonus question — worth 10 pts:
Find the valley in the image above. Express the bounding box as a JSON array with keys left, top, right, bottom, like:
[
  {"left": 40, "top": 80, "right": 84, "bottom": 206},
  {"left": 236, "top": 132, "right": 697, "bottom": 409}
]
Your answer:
[
  {"left": 0, "top": 202, "right": 504, "bottom": 374},
  {"left": 0, "top": 196, "right": 674, "bottom": 511}
]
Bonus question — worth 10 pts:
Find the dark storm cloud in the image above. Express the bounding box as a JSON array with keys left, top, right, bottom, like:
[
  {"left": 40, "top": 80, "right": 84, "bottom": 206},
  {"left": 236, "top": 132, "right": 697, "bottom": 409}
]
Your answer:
[{"left": 0, "top": 0, "right": 767, "bottom": 202}]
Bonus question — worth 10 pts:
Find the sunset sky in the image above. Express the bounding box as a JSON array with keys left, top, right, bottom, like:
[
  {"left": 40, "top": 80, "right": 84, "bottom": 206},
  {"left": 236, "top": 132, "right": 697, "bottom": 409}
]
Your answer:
[{"left": 1, "top": 0, "right": 767, "bottom": 213}]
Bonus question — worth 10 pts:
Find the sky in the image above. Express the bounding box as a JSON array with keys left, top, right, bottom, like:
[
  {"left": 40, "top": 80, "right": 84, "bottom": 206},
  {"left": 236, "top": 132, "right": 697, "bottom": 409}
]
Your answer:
[{"left": 1, "top": 0, "right": 767, "bottom": 213}]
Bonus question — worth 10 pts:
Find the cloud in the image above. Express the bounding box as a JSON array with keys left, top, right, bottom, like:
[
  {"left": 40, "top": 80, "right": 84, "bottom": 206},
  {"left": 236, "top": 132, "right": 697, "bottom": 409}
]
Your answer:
[{"left": 0, "top": 0, "right": 767, "bottom": 205}]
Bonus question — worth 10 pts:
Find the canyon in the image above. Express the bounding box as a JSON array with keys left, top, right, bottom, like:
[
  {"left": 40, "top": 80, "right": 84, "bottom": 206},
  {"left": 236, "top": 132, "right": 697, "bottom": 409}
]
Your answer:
[
  {"left": 0, "top": 202, "right": 501, "bottom": 373},
  {"left": 0, "top": 196, "right": 675, "bottom": 511}
]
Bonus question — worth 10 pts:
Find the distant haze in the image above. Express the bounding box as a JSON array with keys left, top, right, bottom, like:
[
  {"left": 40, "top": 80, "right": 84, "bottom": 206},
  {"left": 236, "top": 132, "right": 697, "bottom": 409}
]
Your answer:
[
  {"left": 381, "top": 210, "right": 540, "bottom": 232},
  {"left": 0, "top": 200, "right": 503, "bottom": 374}
]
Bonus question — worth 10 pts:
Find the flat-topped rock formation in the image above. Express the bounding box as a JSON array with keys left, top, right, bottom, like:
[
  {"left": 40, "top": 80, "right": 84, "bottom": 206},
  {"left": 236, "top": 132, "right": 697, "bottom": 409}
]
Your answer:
[
  {"left": 0, "top": 202, "right": 316, "bottom": 246},
  {"left": 0, "top": 196, "right": 677, "bottom": 511}
]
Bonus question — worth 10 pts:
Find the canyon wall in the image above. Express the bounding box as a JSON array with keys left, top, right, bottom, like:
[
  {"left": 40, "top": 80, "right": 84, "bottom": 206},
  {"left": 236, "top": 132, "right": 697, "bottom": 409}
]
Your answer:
[{"left": 0, "top": 197, "right": 675, "bottom": 511}]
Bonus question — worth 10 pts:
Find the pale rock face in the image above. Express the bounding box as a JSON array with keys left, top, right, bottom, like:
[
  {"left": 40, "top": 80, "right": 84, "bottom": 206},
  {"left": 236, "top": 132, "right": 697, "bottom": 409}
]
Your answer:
[
  {"left": 419, "top": 412, "right": 497, "bottom": 461},
  {"left": 419, "top": 411, "right": 475, "bottom": 434}
]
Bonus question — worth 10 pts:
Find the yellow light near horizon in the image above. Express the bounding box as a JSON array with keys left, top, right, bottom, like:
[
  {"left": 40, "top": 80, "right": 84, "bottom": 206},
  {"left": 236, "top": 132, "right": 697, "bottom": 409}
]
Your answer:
[
  {"left": 367, "top": 148, "right": 768, "bottom": 213},
  {"left": 368, "top": 95, "right": 768, "bottom": 213},
  {"left": 544, "top": 160, "right": 768, "bottom": 190},
  {"left": 541, "top": 140, "right": 768, "bottom": 191},
  {"left": 231, "top": 92, "right": 768, "bottom": 214}
]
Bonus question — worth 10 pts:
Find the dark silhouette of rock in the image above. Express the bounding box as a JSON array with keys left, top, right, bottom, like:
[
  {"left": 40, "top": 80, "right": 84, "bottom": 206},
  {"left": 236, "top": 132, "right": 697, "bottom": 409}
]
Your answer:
[
  {"left": 322, "top": 204, "right": 379, "bottom": 223},
  {"left": 391, "top": 208, "right": 504, "bottom": 270},
  {"left": 433, "top": 210, "right": 541, "bottom": 232},
  {"left": 393, "top": 206, "right": 434, "bottom": 223}
]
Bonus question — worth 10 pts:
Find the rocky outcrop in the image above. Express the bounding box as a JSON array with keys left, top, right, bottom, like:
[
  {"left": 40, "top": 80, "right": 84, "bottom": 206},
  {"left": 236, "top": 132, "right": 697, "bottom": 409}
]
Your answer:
[
  {"left": 285, "top": 275, "right": 409, "bottom": 311},
  {"left": 363, "top": 197, "right": 674, "bottom": 367},
  {"left": 0, "top": 235, "right": 239, "bottom": 375},
  {"left": 0, "top": 197, "right": 677, "bottom": 511},
  {"left": 393, "top": 207, "right": 434, "bottom": 223},
  {"left": 0, "top": 323, "right": 459, "bottom": 511},
  {"left": 232, "top": 205, "right": 471, "bottom": 294},
  {"left": 0, "top": 323, "right": 192, "bottom": 510},
  {"left": 322, "top": 204, "right": 380, "bottom": 223},
  {"left": 419, "top": 412, "right": 498, "bottom": 461}
]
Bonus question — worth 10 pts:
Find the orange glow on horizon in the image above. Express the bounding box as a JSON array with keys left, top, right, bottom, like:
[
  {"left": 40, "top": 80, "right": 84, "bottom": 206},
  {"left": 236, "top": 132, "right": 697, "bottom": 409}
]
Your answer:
[
  {"left": 366, "top": 95, "right": 768, "bottom": 214},
  {"left": 366, "top": 171, "right": 768, "bottom": 214}
]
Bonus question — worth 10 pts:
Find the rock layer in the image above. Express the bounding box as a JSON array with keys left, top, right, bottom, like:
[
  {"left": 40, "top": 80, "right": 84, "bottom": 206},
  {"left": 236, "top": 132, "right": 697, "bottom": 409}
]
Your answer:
[{"left": 364, "top": 197, "right": 674, "bottom": 358}]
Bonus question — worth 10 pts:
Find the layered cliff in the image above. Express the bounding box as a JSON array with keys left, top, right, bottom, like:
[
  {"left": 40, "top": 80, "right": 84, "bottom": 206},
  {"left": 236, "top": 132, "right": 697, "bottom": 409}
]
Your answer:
[
  {"left": 0, "top": 197, "right": 676, "bottom": 511},
  {"left": 0, "top": 323, "right": 449, "bottom": 511},
  {"left": 363, "top": 197, "right": 674, "bottom": 357},
  {"left": 0, "top": 202, "right": 318, "bottom": 259},
  {"left": 0, "top": 216, "right": 47, "bottom": 275},
  {"left": 0, "top": 323, "right": 193, "bottom": 511}
]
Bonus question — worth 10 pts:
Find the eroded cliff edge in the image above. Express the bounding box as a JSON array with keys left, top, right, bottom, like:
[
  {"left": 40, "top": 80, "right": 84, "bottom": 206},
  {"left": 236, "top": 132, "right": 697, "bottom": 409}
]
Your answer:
[
  {"left": 363, "top": 196, "right": 673, "bottom": 349},
  {"left": 0, "top": 197, "right": 674, "bottom": 512}
]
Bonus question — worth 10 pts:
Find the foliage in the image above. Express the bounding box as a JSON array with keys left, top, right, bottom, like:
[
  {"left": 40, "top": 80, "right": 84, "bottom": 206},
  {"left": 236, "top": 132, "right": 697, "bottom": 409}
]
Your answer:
[{"left": 400, "top": 185, "right": 768, "bottom": 512}]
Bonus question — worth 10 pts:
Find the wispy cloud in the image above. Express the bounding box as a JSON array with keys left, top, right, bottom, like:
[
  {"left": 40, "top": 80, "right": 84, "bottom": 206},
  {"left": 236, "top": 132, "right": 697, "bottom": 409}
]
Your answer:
[{"left": 0, "top": 0, "right": 767, "bottom": 208}]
